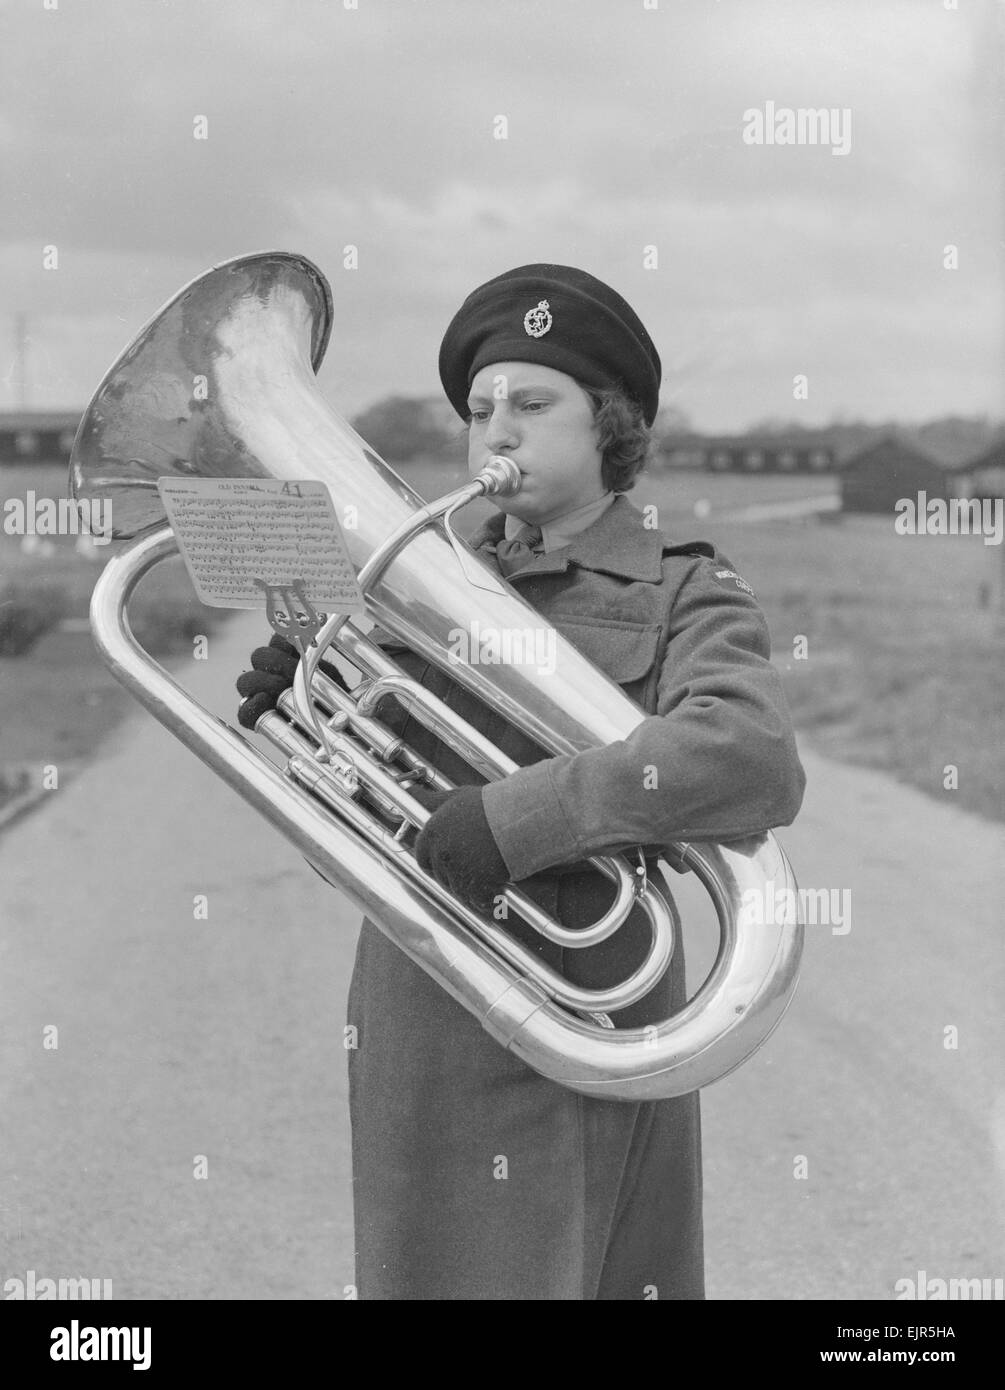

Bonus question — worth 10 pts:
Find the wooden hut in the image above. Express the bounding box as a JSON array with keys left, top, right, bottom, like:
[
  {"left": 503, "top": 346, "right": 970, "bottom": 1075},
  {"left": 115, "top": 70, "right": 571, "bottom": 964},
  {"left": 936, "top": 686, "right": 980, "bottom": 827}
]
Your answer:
[
  {"left": 840, "top": 435, "right": 959, "bottom": 514},
  {"left": 0, "top": 410, "right": 81, "bottom": 464}
]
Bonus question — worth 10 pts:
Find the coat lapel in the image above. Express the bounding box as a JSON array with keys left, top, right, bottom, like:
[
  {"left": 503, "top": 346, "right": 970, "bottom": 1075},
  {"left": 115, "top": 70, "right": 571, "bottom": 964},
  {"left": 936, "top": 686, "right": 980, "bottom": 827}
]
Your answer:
[{"left": 467, "top": 494, "right": 705, "bottom": 583}]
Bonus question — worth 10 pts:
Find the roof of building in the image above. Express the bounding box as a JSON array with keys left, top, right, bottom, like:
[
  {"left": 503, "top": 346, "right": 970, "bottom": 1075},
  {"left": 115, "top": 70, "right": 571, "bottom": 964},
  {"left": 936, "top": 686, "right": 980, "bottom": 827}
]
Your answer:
[
  {"left": 662, "top": 432, "right": 834, "bottom": 452},
  {"left": 661, "top": 425, "right": 1005, "bottom": 471},
  {"left": 964, "top": 438, "right": 1005, "bottom": 473},
  {"left": 0, "top": 410, "right": 82, "bottom": 431},
  {"left": 840, "top": 433, "right": 974, "bottom": 474}
]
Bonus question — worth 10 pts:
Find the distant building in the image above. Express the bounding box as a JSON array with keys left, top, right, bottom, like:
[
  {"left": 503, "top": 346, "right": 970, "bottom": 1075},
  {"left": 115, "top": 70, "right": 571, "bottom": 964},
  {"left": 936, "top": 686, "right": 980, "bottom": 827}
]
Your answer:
[
  {"left": 659, "top": 432, "right": 835, "bottom": 473},
  {"left": 0, "top": 410, "right": 81, "bottom": 464},
  {"left": 840, "top": 435, "right": 961, "bottom": 514},
  {"left": 657, "top": 434, "right": 709, "bottom": 470},
  {"left": 957, "top": 439, "right": 1005, "bottom": 503}
]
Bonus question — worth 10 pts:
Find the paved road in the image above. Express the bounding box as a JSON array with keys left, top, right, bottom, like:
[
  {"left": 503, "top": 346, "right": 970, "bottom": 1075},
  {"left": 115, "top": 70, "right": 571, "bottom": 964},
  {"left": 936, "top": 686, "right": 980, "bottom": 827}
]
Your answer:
[
  {"left": 1, "top": 612, "right": 1003, "bottom": 1300},
  {"left": 714, "top": 493, "right": 842, "bottom": 524}
]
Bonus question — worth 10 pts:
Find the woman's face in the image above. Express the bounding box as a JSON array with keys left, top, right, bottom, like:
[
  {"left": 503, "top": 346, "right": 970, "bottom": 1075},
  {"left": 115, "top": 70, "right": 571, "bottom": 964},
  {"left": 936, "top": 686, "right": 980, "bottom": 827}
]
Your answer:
[{"left": 466, "top": 361, "right": 606, "bottom": 525}]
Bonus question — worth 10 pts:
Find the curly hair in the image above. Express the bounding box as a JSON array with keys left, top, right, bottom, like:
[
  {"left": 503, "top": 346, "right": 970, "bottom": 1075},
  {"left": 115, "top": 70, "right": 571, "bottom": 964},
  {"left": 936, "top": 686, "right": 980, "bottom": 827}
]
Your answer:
[
  {"left": 458, "top": 379, "right": 653, "bottom": 492},
  {"left": 583, "top": 385, "right": 653, "bottom": 493}
]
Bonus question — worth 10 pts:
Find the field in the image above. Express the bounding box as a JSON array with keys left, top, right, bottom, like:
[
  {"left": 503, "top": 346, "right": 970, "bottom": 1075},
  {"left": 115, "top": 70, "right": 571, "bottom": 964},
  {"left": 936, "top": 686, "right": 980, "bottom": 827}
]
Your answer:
[
  {"left": 398, "top": 457, "right": 1005, "bottom": 821},
  {"left": 402, "top": 456, "right": 839, "bottom": 525},
  {"left": 1, "top": 464, "right": 225, "bottom": 817},
  {"left": 629, "top": 473, "right": 1004, "bottom": 822},
  {"left": 2, "top": 459, "right": 1003, "bottom": 824}
]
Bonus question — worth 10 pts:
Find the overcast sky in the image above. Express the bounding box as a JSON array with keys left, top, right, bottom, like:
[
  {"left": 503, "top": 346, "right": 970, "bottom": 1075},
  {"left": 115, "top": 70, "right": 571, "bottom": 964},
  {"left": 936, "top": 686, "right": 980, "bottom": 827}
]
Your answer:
[{"left": 1, "top": 0, "right": 1002, "bottom": 430}]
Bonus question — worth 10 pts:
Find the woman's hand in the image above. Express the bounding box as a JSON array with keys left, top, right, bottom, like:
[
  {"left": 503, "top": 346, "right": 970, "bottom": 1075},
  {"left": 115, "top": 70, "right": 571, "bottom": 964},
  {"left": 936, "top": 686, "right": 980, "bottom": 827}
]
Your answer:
[{"left": 236, "top": 633, "right": 346, "bottom": 729}]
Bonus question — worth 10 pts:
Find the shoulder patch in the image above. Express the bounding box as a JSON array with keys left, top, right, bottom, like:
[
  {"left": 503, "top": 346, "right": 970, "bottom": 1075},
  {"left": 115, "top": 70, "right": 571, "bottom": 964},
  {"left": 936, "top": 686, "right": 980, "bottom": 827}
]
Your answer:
[
  {"left": 661, "top": 538, "right": 716, "bottom": 559},
  {"left": 714, "top": 568, "right": 756, "bottom": 597}
]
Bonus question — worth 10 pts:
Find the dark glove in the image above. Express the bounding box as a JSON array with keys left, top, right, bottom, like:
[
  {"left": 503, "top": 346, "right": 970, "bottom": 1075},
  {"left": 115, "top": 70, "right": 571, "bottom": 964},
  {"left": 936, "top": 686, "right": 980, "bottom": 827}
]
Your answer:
[
  {"left": 236, "top": 633, "right": 346, "bottom": 730},
  {"left": 403, "top": 783, "right": 454, "bottom": 816},
  {"left": 413, "top": 784, "right": 511, "bottom": 913}
]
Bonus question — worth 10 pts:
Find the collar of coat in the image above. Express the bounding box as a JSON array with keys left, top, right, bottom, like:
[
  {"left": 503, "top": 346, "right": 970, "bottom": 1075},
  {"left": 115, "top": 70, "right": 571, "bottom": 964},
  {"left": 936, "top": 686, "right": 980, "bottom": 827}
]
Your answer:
[{"left": 467, "top": 493, "right": 714, "bottom": 583}]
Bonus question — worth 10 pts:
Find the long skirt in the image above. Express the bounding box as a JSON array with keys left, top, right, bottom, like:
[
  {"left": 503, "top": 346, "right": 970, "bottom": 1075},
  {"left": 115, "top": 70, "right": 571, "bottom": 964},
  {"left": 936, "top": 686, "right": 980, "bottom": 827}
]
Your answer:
[{"left": 346, "top": 866, "right": 705, "bottom": 1301}]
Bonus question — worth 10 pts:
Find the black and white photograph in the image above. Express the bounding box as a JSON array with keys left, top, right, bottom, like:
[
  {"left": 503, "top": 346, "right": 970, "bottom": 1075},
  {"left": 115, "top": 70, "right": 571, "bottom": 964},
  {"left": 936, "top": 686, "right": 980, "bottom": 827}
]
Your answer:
[{"left": 1, "top": 0, "right": 1002, "bottom": 1345}]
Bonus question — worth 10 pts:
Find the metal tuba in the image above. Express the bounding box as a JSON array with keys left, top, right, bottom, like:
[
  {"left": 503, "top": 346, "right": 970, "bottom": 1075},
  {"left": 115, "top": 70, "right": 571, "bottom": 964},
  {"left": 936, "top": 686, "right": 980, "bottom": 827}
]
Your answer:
[{"left": 70, "top": 251, "right": 803, "bottom": 1101}]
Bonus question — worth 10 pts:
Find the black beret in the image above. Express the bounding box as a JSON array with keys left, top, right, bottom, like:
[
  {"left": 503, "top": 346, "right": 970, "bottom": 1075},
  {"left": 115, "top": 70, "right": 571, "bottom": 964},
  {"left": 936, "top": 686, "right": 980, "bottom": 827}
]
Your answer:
[{"left": 438, "top": 263, "right": 662, "bottom": 426}]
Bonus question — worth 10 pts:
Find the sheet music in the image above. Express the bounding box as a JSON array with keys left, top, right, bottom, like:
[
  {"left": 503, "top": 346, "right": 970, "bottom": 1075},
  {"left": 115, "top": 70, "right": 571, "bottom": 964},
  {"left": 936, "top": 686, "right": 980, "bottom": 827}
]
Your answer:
[{"left": 156, "top": 477, "right": 365, "bottom": 612}]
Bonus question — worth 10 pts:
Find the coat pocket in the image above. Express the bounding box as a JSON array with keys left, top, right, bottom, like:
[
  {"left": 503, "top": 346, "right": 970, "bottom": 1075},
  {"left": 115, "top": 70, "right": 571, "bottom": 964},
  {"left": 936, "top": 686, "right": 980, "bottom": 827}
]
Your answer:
[{"left": 547, "top": 613, "right": 662, "bottom": 691}]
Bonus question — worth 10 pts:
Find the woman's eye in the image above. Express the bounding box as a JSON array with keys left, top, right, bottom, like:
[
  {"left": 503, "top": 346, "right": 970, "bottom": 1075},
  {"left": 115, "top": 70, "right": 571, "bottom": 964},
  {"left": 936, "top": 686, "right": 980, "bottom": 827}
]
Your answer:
[{"left": 468, "top": 409, "right": 490, "bottom": 423}]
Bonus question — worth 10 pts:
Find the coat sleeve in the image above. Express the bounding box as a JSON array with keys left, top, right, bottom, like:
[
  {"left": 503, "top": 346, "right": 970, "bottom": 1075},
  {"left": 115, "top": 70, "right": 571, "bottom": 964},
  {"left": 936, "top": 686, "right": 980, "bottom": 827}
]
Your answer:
[{"left": 480, "top": 559, "right": 807, "bottom": 881}]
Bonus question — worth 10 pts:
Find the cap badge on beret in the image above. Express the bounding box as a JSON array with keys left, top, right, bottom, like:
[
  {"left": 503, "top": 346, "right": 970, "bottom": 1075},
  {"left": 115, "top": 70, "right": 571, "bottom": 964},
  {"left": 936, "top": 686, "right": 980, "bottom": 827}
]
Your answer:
[
  {"left": 438, "top": 264, "right": 662, "bottom": 425},
  {"left": 523, "top": 299, "right": 552, "bottom": 338}
]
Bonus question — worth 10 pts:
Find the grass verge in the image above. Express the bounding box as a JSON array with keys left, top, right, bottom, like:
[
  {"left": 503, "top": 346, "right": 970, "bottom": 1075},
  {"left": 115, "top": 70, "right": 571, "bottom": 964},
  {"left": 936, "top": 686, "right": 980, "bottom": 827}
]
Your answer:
[{"left": 3, "top": 460, "right": 1002, "bottom": 825}]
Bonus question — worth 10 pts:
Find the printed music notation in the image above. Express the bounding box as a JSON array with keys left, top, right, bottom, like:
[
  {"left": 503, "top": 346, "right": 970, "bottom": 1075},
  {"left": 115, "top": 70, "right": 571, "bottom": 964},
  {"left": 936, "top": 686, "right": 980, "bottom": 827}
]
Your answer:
[{"left": 156, "top": 477, "right": 366, "bottom": 611}]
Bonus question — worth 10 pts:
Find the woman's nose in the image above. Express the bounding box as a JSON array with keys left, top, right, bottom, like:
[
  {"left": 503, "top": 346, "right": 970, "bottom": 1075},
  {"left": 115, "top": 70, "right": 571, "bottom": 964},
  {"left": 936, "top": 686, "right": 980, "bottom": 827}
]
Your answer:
[{"left": 484, "top": 408, "right": 517, "bottom": 451}]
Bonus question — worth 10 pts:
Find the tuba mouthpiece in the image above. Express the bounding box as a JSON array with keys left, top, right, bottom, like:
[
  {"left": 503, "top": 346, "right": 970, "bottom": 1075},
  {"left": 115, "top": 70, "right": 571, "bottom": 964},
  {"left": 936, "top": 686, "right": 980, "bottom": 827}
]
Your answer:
[{"left": 477, "top": 455, "right": 523, "bottom": 497}]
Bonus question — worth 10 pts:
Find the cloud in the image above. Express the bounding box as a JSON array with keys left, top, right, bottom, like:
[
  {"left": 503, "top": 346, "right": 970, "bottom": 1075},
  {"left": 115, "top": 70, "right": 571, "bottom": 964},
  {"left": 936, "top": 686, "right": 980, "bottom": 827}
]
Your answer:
[{"left": 1, "top": 0, "right": 1000, "bottom": 428}]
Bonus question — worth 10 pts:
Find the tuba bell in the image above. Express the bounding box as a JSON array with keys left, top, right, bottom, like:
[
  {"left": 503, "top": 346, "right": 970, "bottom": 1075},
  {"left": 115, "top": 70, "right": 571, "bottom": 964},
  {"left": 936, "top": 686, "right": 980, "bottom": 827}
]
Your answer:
[{"left": 70, "top": 251, "right": 803, "bottom": 1101}]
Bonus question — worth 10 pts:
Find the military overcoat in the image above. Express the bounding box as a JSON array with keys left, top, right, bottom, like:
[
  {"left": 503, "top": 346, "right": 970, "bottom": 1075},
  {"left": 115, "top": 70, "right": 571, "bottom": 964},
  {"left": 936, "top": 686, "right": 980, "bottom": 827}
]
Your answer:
[{"left": 346, "top": 494, "right": 805, "bottom": 1300}]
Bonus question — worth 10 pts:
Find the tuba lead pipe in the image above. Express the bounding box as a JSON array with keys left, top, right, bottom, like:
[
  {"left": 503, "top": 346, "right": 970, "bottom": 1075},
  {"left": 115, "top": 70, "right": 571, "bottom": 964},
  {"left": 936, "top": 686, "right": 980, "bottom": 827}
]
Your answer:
[{"left": 69, "top": 251, "right": 804, "bottom": 1099}]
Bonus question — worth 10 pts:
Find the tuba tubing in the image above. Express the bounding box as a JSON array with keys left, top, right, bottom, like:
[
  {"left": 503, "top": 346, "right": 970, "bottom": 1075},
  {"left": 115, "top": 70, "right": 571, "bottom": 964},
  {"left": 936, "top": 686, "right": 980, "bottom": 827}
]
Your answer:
[
  {"left": 72, "top": 250, "right": 804, "bottom": 1100},
  {"left": 90, "top": 523, "right": 802, "bottom": 1099}
]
